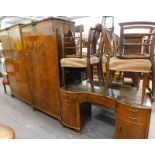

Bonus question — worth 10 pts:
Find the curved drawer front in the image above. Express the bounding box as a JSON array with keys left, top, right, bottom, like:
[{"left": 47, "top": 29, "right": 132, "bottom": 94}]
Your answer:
[{"left": 117, "top": 103, "right": 151, "bottom": 124}]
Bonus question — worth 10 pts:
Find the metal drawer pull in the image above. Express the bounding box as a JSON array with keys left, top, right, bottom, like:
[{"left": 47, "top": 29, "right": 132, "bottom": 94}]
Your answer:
[
  {"left": 128, "top": 116, "right": 138, "bottom": 120},
  {"left": 128, "top": 109, "right": 138, "bottom": 113}
]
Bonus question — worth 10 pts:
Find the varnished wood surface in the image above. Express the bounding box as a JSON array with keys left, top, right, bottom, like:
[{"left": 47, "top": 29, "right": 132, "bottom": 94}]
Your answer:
[
  {"left": 63, "top": 80, "right": 151, "bottom": 106},
  {"left": 115, "top": 103, "right": 151, "bottom": 138},
  {"left": 0, "top": 124, "right": 15, "bottom": 139},
  {"left": 60, "top": 81, "right": 152, "bottom": 138},
  {"left": 0, "top": 19, "right": 152, "bottom": 138},
  {"left": 0, "top": 25, "right": 32, "bottom": 104},
  {"left": 0, "top": 18, "right": 75, "bottom": 120},
  {"left": 124, "top": 34, "right": 143, "bottom": 55},
  {"left": 21, "top": 19, "right": 75, "bottom": 119},
  {"left": 60, "top": 88, "right": 117, "bottom": 111}
]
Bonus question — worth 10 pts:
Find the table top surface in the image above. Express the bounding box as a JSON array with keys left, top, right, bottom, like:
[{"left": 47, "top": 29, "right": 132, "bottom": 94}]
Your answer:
[{"left": 64, "top": 80, "right": 152, "bottom": 107}]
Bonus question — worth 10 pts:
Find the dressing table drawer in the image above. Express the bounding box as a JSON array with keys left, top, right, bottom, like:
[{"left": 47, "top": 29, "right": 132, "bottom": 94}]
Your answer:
[{"left": 117, "top": 103, "right": 150, "bottom": 124}]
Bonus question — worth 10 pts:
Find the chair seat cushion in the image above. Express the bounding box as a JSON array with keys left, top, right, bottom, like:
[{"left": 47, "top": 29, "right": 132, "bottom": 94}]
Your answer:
[
  {"left": 110, "top": 57, "right": 151, "bottom": 73},
  {"left": 60, "top": 56, "right": 99, "bottom": 68},
  {"left": 102, "top": 55, "right": 108, "bottom": 63}
]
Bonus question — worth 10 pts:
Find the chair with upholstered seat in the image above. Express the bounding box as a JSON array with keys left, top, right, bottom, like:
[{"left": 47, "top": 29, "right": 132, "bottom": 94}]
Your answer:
[
  {"left": 107, "top": 21, "right": 155, "bottom": 102},
  {"left": 60, "top": 24, "right": 110, "bottom": 91}
]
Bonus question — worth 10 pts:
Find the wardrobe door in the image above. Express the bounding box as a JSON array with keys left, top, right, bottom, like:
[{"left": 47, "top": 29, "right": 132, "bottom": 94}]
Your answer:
[
  {"left": 8, "top": 26, "right": 32, "bottom": 104},
  {"left": 0, "top": 30, "right": 18, "bottom": 97},
  {"left": 22, "top": 20, "right": 61, "bottom": 118}
]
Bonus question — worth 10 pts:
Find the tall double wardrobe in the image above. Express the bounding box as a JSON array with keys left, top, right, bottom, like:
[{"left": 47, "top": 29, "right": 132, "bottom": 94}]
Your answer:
[{"left": 0, "top": 18, "right": 75, "bottom": 120}]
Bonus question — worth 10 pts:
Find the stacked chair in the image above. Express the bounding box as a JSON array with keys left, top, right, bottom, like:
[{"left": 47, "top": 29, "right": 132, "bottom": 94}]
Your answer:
[
  {"left": 107, "top": 21, "right": 155, "bottom": 102},
  {"left": 60, "top": 22, "right": 155, "bottom": 102},
  {"left": 60, "top": 24, "right": 111, "bottom": 91}
]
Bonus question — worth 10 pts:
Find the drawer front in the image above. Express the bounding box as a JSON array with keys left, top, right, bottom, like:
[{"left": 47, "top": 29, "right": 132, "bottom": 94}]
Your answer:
[{"left": 117, "top": 103, "right": 150, "bottom": 124}]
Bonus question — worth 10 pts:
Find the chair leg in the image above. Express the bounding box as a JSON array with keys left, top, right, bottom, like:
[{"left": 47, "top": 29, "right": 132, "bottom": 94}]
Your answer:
[
  {"left": 104, "top": 70, "right": 115, "bottom": 93},
  {"left": 97, "top": 63, "right": 103, "bottom": 85},
  {"left": 131, "top": 73, "right": 140, "bottom": 89},
  {"left": 147, "top": 78, "right": 152, "bottom": 93},
  {"left": 90, "top": 65, "right": 94, "bottom": 91},
  {"left": 110, "top": 70, "right": 116, "bottom": 83},
  {"left": 117, "top": 71, "right": 122, "bottom": 82},
  {"left": 87, "top": 65, "right": 94, "bottom": 92},
  {"left": 91, "top": 65, "right": 94, "bottom": 80},
  {"left": 142, "top": 73, "right": 149, "bottom": 103},
  {"left": 61, "top": 67, "right": 66, "bottom": 89},
  {"left": 99, "top": 60, "right": 104, "bottom": 83},
  {"left": 104, "top": 63, "right": 111, "bottom": 95},
  {"left": 105, "top": 63, "right": 109, "bottom": 83},
  {"left": 3, "top": 83, "right": 7, "bottom": 94}
]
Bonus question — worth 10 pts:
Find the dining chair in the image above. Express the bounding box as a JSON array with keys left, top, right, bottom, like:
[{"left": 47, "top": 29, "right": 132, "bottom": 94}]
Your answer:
[
  {"left": 60, "top": 24, "right": 110, "bottom": 91},
  {"left": 107, "top": 21, "right": 155, "bottom": 102}
]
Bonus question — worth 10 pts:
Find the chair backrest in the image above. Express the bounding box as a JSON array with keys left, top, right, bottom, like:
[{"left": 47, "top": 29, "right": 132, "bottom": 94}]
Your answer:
[
  {"left": 119, "top": 21, "right": 155, "bottom": 57},
  {"left": 62, "top": 25, "right": 84, "bottom": 58},
  {"left": 112, "top": 33, "right": 120, "bottom": 56},
  {"left": 87, "top": 23, "right": 111, "bottom": 64},
  {"left": 75, "top": 25, "right": 84, "bottom": 58}
]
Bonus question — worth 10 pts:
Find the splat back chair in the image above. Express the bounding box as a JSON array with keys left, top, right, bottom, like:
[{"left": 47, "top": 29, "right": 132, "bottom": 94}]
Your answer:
[
  {"left": 60, "top": 24, "right": 109, "bottom": 91},
  {"left": 87, "top": 24, "right": 111, "bottom": 87},
  {"left": 108, "top": 21, "right": 155, "bottom": 102},
  {"left": 98, "top": 26, "right": 112, "bottom": 87},
  {"left": 112, "top": 34, "right": 120, "bottom": 56}
]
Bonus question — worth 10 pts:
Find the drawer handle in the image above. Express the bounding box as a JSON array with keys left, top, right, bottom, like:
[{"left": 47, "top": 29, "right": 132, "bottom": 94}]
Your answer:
[
  {"left": 128, "top": 116, "right": 137, "bottom": 120},
  {"left": 128, "top": 109, "right": 138, "bottom": 113}
]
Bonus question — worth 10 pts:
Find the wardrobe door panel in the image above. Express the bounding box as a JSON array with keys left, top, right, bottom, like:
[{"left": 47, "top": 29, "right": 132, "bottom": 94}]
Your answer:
[{"left": 8, "top": 26, "right": 32, "bottom": 103}]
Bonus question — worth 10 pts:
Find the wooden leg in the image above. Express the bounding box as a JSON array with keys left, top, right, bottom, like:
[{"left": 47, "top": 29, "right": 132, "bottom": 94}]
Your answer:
[
  {"left": 106, "top": 65, "right": 116, "bottom": 84},
  {"left": 99, "top": 61, "right": 104, "bottom": 83},
  {"left": 142, "top": 73, "right": 149, "bottom": 103},
  {"left": 105, "top": 62, "right": 109, "bottom": 83},
  {"left": 87, "top": 65, "right": 94, "bottom": 92},
  {"left": 131, "top": 73, "right": 140, "bottom": 89},
  {"left": 97, "top": 63, "right": 101, "bottom": 85},
  {"left": 110, "top": 70, "right": 116, "bottom": 83},
  {"left": 90, "top": 65, "right": 94, "bottom": 92},
  {"left": 117, "top": 71, "right": 122, "bottom": 82},
  {"left": 104, "top": 70, "right": 115, "bottom": 92},
  {"left": 80, "top": 71, "right": 83, "bottom": 82},
  {"left": 62, "top": 67, "right": 66, "bottom": 89},
  {"left": 76, "top": 129, "right": 81, "bottom": 134},
  {"left": 3, "top": 83, "right": 7, "bottom": 94},
  {"left": 32, "top": 107, "right": 37, "bottom": 111},
  {"left": 91, "top": 65, "right": 94, "bottom": 80},
  {"left": 61, "top": 123, "right": 65, "bottom": 128},
  {"left": 104, "top": 63, "right": 110, "bottom": 95}
]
